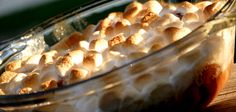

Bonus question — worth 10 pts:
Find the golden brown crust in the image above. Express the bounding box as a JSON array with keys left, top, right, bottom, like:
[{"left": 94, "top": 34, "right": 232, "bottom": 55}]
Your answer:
[
  {"left": 68, "top": 68, "right": 88, "bottom": 83},
  {"left": 5, "top": 60, "right": 22, "bottom": 72},
  {"left": 41, "top": 80, "right": 58, "bottom": 90},
  {"left": 56, "top": 55, "right": 74, "bottom": 77},
  {"left": 19, "top": 87, "right": 32, "bottom": 94},
  {"left": 141, "top": 11, "right": 159, "bottom": 26},
  {"left": 0, "top": 71, "right": 17, "bottom": 84},
  {"left": 108, "top": 34, "right": 126, "bottom": 47}
]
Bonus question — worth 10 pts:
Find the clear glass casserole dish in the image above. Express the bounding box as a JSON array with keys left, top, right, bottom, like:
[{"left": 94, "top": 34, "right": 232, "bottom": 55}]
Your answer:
[{"left": 0, "top": 0, "right": 236, "bottom": 112}]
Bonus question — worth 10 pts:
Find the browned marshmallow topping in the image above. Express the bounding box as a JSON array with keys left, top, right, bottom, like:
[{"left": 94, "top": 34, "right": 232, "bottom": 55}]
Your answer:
[{"left": 0, "top": 0, "right": 223, "bottom": 95}]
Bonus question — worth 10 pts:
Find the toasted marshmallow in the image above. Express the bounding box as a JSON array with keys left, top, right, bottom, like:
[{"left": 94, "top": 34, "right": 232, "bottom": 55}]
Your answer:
[
  {"left": 56, "top": 55, "right": 74, "bottom": 77},
  {"left": 22, "top": 54, "right": 42, "bottom": 72},
  {"left": 6, "top": 73, "right": 27, "bottom": 94},
  {"left": 125, "top": 33, "right": 144, "bottom": 46},
  {"left": 5, "top": 60, "right": 22, "bottom": 72},
  {"left": 18, "top": 87, "right": 33, "bottom": 94},
  {"left": 96, "top": 19, "right": 112, "bottom": 32},
  {"left": 22, "top": 72, "right": 40, "bottom": 90},
  {"left": 143, "top": 0, "right": 162, "bottom": 15},
  {"left": 41, "top": 80, "right": 58, "bottom": 90},
  {"left": 164, "top": 27, "right": 191, "bottom": 42},
  {"left": 108, "top": 12, "right": 123, "bottom": 20},
  {"left": 68, "top": 50, "right": 84, "bottom": 65},
  {"left": 0, "top": 71, "right": 17, "bottom": 84},
  {"left": 39, "top": 50, "right": 58, "bottom": 65},
  {"left": 83, "top": 51, "right": 103, "bottom": 70},
  {"left": 176, "top": 1, "right": 199, "bottom": 14},
  {"left": 124, "top": 1, "right": 143, "bottom": 23},
  {"left": 150, "top": 13, "right": 180, "bottom": 29},
  {"left": 160, "top": 5, "right": 177, "bottom": 16},
  {"left": 141, "top": 12, "right": 159, "bottom": 26},
  {"left": 76, "top": 40, "right": 90, "bottom": 51},
  {"left": 108, "top": 34, "right": 126, "bottom": 47},
  {"left": 182, "top": 13, "right": 199, "bottom": 23},
  {"left": 89, "top": 39, "right": 108, "bottom": 52},
  {"left": 67, "top": 68, "right": 89, "bottom": 84},
  {"left": 39, "top": 66, "right": 60, "bottom": 86}
]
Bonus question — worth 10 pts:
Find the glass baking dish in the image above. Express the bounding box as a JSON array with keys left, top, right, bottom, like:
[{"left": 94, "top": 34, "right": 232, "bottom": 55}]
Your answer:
[{"left": 0, "top": 0, "right": 236, "bottom": 112}]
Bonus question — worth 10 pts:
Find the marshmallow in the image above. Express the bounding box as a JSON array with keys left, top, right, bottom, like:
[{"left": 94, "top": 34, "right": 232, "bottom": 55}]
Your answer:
[
  {"left": 5, "top": 60, "right": 23, "bottom": 72},
  {"left": 164, "top": 27, "right": 191, "bottom": 42},
  {"left": 143, "top": 0, "right": 163, "bottom": 15},
  {"left": 67, "top": 50, "right": 84, "bottom": 65},
  {"left": 39, "top": 50, "right": 58, "bottom": 65},
  {"left": 182, "top": 13, "right": 199, "bottom": 23},
  {"left": 18, "top": 87, "right": 33, "bottom": 94},
  {"left": 160, "top": 5, "right": 177, "bottom": 16},
  {"left": 22, "top": 72, "right": 40, "bottom": 90},
  {"left": 108, "top": 12, "right": 123, "bottom": 20},
  {"left": 176, "top": 1, "right": 199, "bottom": 14},
  {"left": 150, "top": 13, "right": 180, "bottom": 29},
  {"left": 124, "top": 1, "right": 143, "bottom": 23},
  {"left": 56, "top": 55, "right": 74, "bottom": 77},
  {"left": 108, "top": 34, "right": 126, "bottom": 47},
  {"left": 125, "top": 33, "right": 144, "bottom": 46},
  {"left": 83, "top": 51, "right": 103, "bottom": 70},
  {"left": 41, "top": 80, "right": 58, "bottom": 90},
  {"left": 21, "top": 54, "right": 42, "bottom": 72},
  {"left": 89, "top": 39, "right": 108, "bottom": 52},
  {"left": 6, "top": 73, "right": 27, "bottom": 94},
  {"left": 67, "top": 68, "right": 89, "bottom": 84},
  {"left": 0, "top": 0, "right": 224, "bottom": 96},
  {"left": 141, "top": 12, "right": 159, "bottom": 26},
  {"left": 0, "top": 71, "right": 17, "bottom": 84},
  {"left": 76, "top": 40, "right": 90, "bottom": 51}
]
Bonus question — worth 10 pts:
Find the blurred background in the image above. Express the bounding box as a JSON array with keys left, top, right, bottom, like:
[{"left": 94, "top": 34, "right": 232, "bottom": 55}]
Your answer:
[{"left": 0, "top": 0, "right": 93, "bottom": 42}]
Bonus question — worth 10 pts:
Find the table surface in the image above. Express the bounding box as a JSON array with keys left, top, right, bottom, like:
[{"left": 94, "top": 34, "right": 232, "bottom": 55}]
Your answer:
[{"left": 203, "top": 64, "right": 236, "bottom": 112}]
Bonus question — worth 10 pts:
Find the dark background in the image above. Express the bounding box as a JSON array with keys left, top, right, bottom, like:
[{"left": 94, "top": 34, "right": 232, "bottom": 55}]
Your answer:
[{"left": 0, "top": 0, "right": 94, "bottom": 42}]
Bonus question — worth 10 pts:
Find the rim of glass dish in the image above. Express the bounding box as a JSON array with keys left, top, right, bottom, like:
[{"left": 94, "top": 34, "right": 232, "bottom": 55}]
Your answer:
[{"left": 0, "top": 0, "right": 232, "bottom": 106}]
